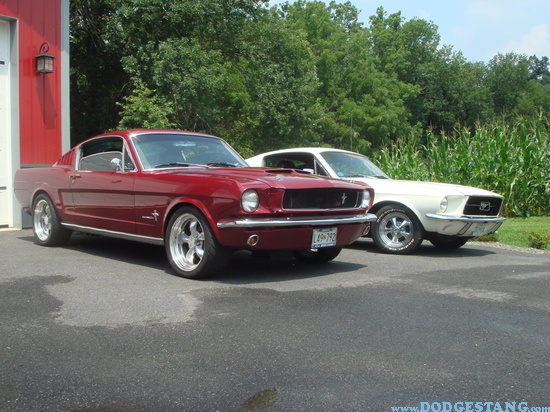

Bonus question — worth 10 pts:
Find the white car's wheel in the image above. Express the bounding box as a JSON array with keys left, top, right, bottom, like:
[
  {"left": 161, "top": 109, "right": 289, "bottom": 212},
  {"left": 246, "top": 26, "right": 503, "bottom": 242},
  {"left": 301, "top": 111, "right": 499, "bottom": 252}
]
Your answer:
[
  {"left": 32, "top": 194, "right": 72, "bottom": 247},
  {"left": 372, "top": 205, "right": 424, "bottom": 254},
  {"left": 165, "top": 207, "right": 229, "bottom": 279}
]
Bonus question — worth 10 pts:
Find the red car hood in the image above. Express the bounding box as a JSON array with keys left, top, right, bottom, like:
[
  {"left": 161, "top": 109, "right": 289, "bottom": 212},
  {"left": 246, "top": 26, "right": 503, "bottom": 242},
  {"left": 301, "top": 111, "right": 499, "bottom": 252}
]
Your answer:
[{"left": 153, "top": 166, "right": 370, "bottom": 190}]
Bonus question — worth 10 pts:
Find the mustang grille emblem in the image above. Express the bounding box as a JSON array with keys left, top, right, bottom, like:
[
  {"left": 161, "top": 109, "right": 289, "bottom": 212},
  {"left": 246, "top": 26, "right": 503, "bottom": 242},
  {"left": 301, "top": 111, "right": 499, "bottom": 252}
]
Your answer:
[
  {"left": 341, "top": 193, "right": 348, "bottom": 205},
  {"left": 479, "top": 202, "right": 491, "bottom": 212}
]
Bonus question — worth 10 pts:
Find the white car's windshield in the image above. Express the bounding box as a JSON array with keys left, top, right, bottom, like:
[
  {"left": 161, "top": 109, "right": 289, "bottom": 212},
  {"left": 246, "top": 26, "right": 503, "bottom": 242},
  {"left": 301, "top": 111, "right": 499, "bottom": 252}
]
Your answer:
[
  {"left": 133, "top": 133, "right": 248, "bottom": 170},
  {"left": 321, "top": 151, "right": 390, "bottom": 179}
]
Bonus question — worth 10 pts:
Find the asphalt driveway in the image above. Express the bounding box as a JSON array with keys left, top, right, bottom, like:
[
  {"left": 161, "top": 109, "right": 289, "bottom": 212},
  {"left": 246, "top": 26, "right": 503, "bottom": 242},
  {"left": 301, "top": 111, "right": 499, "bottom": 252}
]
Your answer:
[{"left": 1, "top": 229, "right": 549, "bottom": 411}]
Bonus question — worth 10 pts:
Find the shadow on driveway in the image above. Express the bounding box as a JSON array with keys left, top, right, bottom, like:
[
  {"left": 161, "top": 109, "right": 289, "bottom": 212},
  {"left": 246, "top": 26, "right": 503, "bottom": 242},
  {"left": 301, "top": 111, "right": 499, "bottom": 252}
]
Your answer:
[
  {"left": 17, "top": 231, "right": 367, "bottom": 283},
  {"left": 348, "top": 237, "right": 497, "bottom": 258}
]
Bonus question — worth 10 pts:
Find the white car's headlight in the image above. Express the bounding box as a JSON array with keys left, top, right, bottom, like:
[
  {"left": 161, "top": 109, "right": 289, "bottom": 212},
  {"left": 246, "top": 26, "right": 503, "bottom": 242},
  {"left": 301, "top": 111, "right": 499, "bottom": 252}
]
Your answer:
[
  {"left": 361, "top": 190, "right": 372, "bottom": 208},
  {"left": 242, "top": 189, "right": 259, "bottom": 212},
  {"left": 440, "top": 196, "right": 448, "bottom": 212}
]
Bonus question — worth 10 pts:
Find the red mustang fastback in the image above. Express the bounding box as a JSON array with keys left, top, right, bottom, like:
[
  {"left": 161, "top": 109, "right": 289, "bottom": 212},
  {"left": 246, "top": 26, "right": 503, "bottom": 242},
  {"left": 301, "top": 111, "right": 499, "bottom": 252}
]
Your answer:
[{"left": 14, "top": 130, "right": 376, "bottom": 279}]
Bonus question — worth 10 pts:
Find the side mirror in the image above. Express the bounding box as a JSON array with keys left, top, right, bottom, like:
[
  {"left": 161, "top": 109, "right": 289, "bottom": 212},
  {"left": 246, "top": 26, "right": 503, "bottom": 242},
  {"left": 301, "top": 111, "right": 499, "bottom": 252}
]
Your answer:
[{"left": 110, "top": 157, "right": 122, "bottom": 171}]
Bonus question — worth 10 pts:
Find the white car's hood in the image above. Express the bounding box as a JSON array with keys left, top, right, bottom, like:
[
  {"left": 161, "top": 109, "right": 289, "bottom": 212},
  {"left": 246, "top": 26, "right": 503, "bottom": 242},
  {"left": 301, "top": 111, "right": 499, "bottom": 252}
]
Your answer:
[{"left": 347, "top": 178, "right": 502, "bottom": 198}]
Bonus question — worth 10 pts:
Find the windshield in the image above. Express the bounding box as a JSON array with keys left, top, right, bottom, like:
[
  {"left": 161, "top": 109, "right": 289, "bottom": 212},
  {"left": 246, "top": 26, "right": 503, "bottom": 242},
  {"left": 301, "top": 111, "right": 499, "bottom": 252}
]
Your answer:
[
  {"left": 132, "top": 133, "right": 248, "bottom": 170},
  {"left": 321, "top": 151, "right": 390, "bottom": 179}
]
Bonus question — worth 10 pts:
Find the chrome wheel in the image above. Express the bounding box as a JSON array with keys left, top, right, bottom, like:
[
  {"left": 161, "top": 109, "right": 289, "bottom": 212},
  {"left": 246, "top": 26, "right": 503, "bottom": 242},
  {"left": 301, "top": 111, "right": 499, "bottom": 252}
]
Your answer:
[
  {"left": 34, "top": 198, "right": 52, "bottom": 242},
  {"left": 165, "top": 207, "right": 229, "bottom": 279},
  {"left": 372, "top": 205, "right": 424, "bottom": 254},
  {"left": 378, "top": 211, "right": 413, "bottom": 249},
  {"left": 169, "top": 213, "right": 205, "bottom": 272},
  {"left": 31, "top": 194, "right": 71, "bottom": 246}
]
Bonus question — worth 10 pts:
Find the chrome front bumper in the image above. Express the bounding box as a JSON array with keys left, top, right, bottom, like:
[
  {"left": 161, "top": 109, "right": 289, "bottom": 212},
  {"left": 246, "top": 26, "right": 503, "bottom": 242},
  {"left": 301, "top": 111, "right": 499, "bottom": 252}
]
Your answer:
[
  {"left": 425, "top": 213, "right": 506, "bottom": 236},
  {"left": 217, "top": 213, "right": 377, "bottom": 229},
  {"left": 426, "top": 214, "right": 506, "bottom": 224}
]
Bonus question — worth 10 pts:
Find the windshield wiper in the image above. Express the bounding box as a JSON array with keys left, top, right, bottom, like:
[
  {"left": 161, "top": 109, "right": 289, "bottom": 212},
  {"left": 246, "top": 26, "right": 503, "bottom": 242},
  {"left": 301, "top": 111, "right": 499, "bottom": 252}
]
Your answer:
[
  {"left": 154, "top": 162, "right": 194, "bottom": 168},
  {"left": 207, "top": 162, "right": 238, "bottom": 167}
]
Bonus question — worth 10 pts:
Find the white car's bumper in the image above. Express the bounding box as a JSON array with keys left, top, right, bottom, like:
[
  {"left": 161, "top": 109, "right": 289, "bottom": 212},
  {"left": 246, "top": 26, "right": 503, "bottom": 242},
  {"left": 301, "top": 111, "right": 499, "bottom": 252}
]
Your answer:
[{"left": 425, "top": 214, "right": 506, "bottom": 237}]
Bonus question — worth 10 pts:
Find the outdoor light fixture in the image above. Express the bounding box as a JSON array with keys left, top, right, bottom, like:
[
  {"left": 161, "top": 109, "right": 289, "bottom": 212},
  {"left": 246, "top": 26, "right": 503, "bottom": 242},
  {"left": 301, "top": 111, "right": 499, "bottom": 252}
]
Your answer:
[{"left": 36, "top": 42, "right": 55, "bottom": 73}]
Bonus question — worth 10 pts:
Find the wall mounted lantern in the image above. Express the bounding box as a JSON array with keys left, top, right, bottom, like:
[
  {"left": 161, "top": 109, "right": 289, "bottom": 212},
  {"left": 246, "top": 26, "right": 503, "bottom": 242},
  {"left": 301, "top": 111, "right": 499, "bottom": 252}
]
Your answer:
[{"left": 36, "top": 42, "right": 55, "bottom": 73}]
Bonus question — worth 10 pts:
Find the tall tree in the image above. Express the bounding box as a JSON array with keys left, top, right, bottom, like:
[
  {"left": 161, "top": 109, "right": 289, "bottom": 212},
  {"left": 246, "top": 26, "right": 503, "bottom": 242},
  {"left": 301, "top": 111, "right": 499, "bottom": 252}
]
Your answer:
[
  {"left": 528, "top": 55, "right": 550, "bottom": 84},
  {"left": 418, "top": 48, "right": 493, "bottom": 132},
  {"left": 367, "top": 7, "right": 443, "bottom": 131},
  {"left": 486, "top": 52, "right": 530, "bottom": 116},
  {"left": 281, "top": 1, "right": 414, "bottom": 151},
  {"left": 112, "top": 0, "right": 320, "bottom": 155},
  {"left": 368, "top": 7, "right": 440, "bottom": 85},
  {"left": 70, "top": 0, "right": 127, "bottom": 144}
]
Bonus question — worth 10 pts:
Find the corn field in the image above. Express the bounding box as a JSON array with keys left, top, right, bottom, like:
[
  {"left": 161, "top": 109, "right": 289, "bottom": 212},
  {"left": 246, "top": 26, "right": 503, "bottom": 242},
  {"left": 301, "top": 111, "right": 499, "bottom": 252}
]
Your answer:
[{"left": 373, "top": 119, "right": 550, "bottom": 217}]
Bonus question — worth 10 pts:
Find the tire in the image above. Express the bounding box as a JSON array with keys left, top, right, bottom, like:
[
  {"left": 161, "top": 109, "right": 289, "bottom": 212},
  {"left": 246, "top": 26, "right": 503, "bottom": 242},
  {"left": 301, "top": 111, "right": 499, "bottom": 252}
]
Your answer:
[
  {"left": 371, "top": 205, "right": 424, "bottom": 254},
  {"left": 32, "top": 194, "right": 72, "bottom": 247},
  {"left": 294, "top": 247, "right": 342, "bottom": 263},
  {"left": 429, "top": 235, "right": 469, "bottom": 249},
  {"left": 165, "top": 207, "right": 229, "bottom": 279}
]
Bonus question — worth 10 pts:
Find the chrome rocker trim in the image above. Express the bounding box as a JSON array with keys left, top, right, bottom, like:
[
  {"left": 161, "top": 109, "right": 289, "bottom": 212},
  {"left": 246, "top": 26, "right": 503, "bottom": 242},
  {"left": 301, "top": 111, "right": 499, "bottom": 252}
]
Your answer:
[
  {"left": 62, "top": 223, "right": 164, "bottom": 246},
  {"left": 217, "top": 213, "right": 377, "bottom": 229}
]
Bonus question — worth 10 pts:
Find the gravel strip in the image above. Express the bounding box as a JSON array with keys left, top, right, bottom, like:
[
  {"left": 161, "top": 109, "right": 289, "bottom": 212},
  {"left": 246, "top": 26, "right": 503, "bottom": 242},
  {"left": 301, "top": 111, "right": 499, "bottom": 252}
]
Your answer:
[{"left": 468, "top": 241, "right": 550, "bottom": 254}]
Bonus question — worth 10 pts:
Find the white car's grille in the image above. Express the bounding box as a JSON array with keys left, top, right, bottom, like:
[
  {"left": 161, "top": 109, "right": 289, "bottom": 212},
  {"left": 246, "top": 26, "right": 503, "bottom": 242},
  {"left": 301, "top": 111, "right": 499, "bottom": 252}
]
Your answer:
[{"left": 463, "top": 196, "right": 503, "bottom": 216}]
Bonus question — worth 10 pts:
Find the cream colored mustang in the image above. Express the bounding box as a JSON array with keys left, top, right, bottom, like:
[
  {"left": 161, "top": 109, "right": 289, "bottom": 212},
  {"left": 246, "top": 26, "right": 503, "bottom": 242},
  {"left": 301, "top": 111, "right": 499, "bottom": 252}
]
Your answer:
[{"left": 247, "top": 147, "right": 506, "bottom": 254}]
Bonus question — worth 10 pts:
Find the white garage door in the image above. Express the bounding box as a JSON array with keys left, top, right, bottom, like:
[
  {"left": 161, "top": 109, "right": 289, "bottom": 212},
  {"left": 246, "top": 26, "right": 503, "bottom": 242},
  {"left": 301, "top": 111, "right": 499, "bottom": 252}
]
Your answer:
[{"left": 0, "top": 20, "right": 11, "bottom": 226}]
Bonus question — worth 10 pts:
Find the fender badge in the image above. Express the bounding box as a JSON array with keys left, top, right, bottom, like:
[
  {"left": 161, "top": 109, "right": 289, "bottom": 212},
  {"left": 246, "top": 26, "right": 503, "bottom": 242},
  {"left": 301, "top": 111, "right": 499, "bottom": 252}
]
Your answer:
[{"left": 142, "top": 210, "right": 160, "bottom": 221}]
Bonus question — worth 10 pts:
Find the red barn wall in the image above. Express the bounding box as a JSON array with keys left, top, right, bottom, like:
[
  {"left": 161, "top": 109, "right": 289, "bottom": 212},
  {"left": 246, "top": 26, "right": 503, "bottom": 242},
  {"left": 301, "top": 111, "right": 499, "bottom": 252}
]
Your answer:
[{"left": 1, "top": 0, "right": 64, "bottom": 165}]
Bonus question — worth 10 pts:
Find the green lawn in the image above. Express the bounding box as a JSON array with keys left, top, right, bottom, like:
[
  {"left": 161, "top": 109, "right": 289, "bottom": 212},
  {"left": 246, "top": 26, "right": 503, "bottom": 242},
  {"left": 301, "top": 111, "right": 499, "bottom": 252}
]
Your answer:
[{"left": 494, "top": 216, "right": 550, "bottom": 250}]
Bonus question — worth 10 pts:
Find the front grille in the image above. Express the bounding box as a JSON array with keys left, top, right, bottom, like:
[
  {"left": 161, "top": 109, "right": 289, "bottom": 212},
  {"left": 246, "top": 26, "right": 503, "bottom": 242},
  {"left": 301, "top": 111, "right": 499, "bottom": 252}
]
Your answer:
[
  {"left": 283, "top": 188, "right": 361, "bottom": 210},
  {"left": 463, "top": 196, "right": 503, "bottom": 216}
]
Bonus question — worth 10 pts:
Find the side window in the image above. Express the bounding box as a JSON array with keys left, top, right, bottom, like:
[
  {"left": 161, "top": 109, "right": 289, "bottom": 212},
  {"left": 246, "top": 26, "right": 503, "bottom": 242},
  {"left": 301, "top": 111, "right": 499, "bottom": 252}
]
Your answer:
[
  {"left": 314, "top": 160, "right": 330, "bottom": 176},
  {"left": 264, "top": 154, "right": 316, "bottom": 171},
  {"left": 264, "top": 156, "right": 293, "bottom": 168},
  {"left": 79, "top": 136, "right": 134, "bottom": 172},
  {"left": 80, "top": 151, "right": 122, "bottom": 171}
]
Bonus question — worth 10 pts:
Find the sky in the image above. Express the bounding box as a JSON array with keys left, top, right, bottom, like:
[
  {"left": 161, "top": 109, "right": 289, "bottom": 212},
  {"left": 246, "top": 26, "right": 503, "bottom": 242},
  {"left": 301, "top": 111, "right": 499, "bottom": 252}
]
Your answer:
[{"left": 268, "top": 0, "right": 550, "bottom": 63}]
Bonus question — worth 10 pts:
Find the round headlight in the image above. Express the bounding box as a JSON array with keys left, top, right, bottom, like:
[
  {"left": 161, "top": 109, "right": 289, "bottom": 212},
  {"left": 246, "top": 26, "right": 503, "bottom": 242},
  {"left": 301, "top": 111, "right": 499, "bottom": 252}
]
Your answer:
[
  {"left": 440, "top": 196, "right": 448, "bottom": 212},
  {"left": 242, "top": 189, "right": 259, "bottom": 213},
  {"left": 361, "top": 190, "right": 372, "bottom": 208}
]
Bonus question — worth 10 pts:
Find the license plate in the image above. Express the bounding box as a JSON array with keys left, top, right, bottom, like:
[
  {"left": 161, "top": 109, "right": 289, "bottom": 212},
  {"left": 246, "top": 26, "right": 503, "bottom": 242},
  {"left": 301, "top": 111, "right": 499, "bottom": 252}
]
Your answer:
[
  {"left": 472, "top": 224, "right": 486, "bottom": 236},
  {"left": 311, "top": 227, "right": 337, "bottom": 248}
]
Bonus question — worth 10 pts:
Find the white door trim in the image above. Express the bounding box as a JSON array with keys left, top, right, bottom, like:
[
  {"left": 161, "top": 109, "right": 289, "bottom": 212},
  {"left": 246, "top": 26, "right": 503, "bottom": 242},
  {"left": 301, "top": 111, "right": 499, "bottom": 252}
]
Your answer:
[
  {"left": 0, "top": 18, "right": 20, "bottom": 228},
  {"left": 0, "top": 20, "right": 12, "bottom": 227}
]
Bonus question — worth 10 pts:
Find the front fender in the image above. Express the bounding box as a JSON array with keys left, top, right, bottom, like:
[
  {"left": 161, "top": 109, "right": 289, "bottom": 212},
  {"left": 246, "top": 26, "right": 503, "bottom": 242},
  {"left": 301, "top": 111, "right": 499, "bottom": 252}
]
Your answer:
[
  {"left": 371, "top": 198, "right": 425, "bottom": 223},
  {"left": 163, "top": 195, "right": 240, "bottom": 242}
]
